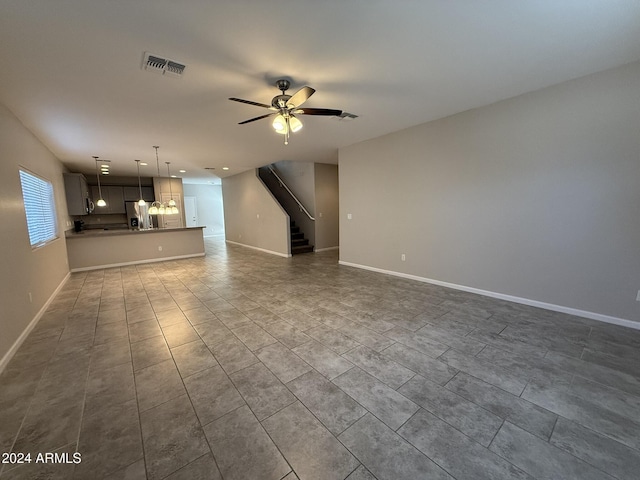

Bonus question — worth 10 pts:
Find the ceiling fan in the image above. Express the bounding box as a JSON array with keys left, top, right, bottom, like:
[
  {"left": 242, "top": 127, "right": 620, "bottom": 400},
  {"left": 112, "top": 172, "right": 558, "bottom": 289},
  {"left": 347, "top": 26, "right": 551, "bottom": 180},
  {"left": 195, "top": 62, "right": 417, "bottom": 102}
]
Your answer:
[{"left": 229, "top": 79, "right": 342, "bottom": 145}]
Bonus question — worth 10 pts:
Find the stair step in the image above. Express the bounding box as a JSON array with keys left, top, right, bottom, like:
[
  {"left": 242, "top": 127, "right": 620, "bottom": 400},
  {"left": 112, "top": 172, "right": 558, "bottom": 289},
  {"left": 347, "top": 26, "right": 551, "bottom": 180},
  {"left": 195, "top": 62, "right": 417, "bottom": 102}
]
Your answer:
[
  {"left": 291, "top": 238, "right": 309, "bottom": 246},
  {"left": 291, "top": 232, "right": 304, "bottom": 240},
  {"left": 292, "top": 244, "right": 314, "bottom": 255},
  {"left": 291, "top": 226, "right": 300, "bottom": 234}
]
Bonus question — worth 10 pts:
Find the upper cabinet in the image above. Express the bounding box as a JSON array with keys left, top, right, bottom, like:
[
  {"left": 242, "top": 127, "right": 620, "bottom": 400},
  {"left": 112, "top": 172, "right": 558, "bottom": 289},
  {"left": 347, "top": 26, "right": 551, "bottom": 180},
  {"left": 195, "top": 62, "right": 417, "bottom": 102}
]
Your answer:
[
  {"left": 91, "top": 185, "right": 126, "bottom": 214},
  {"left": 123, "top": 186, "right": 154, "bottom": 202},
  {"left": 63, "top": 173, "right": 92, "bottom": 215}
]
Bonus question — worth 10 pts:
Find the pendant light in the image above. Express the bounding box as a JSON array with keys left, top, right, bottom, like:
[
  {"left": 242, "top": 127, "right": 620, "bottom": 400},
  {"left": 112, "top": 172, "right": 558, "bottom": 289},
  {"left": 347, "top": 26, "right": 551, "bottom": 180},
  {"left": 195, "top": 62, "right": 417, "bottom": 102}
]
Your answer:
[
  {"left": 165, "top": 162, "right": 180, "bottom": 215},
  {"left": 148, "top": 146, "right": 165, "bottom": 215},
  {"left": 93, "top": 156, "right": 107, "bottom": 207},
  {"left": 135, "top": 159, "right": 145, "bottom": 206}
]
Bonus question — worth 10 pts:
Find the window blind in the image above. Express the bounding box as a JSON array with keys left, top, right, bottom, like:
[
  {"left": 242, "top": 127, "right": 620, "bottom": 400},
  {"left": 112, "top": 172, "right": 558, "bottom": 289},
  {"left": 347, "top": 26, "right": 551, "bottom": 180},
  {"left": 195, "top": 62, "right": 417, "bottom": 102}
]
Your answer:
[{"left": 19, "top": 169, "right": 58, "bottom": 247}]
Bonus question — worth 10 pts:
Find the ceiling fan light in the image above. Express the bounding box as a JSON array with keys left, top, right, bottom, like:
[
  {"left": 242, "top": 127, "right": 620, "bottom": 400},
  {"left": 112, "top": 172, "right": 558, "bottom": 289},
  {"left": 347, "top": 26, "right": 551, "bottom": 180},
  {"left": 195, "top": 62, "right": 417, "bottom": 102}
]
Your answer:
[
  {"left": 171, "top": 206, "right": 179, "bottom": 214},
  {"left": 272, "top": 114, "right": 286, "bottom": 133},
  {"left": 138, "top": 199, "right": 146, "bottom": 206},
  {"left": 168, "top": 199, "right": 176, "bottom": 207},
  {"left": 96, "top": 198, "right": 107, "bottom": 207},
  {"left": 289, "top": 116, "right": 303, "bottom": 132}
]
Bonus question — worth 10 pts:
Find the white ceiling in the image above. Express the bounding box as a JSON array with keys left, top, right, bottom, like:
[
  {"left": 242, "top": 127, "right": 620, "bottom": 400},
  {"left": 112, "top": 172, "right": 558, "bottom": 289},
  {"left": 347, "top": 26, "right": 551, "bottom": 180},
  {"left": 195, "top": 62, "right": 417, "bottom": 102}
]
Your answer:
[{"left": 1, "top": 1, "right": 639, "bottom": 184}]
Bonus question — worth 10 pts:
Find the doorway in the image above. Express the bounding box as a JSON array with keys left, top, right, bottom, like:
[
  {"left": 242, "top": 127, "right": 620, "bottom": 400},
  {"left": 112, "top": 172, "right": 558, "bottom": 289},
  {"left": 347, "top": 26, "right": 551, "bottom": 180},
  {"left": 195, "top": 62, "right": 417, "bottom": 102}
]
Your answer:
[{"left": 184, "top": 196, "right": 198, "bottom": 227}]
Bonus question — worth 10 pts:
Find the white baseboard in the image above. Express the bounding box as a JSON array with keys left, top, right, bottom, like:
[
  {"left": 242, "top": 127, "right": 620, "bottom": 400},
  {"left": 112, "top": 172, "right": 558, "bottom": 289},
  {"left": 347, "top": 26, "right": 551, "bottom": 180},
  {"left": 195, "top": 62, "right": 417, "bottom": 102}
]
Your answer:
[
  {"left": 338, "top": 260, "right": 639, "bottom": 330},
  {"left": 315, "top": 246, "right": 339, "bottom": 253},
  {"left": 0, "top": 272, "right": 71, "bottom": 374},
  {"left": 70, "top": 253, "right": 206, "bottom": 272},
  {"left": 225, "top": 240, "right": 291, "bottom": 258}
]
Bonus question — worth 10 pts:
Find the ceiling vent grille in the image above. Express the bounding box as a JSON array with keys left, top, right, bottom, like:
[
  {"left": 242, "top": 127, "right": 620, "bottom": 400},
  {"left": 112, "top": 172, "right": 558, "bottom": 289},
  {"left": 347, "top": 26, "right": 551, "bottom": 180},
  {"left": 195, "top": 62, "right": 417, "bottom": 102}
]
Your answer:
[
  {"left": 142, "top": 52, "right": 186, "bottom": 78},
  {"left": 332, "top": 112, "right": 359, "bottom": 121}
]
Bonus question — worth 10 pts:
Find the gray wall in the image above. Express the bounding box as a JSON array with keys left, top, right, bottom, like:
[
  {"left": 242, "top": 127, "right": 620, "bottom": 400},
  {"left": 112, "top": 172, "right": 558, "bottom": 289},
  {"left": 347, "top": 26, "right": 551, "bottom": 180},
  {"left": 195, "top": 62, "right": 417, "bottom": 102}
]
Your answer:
[
  {"left": 314, "top": 163, "right": 339, "bottom": 250},
  {"left": 339, "top": 61, "right": 640, "bottom": 324},
  {"left": 222, "top": 169, "right": 290, "bottom": 256},
  {"left": 0, "top": 103, "right": 72, "bottom": 367},
  {"left": 183, "top": 184, "right": 225, "bottom": 236}
]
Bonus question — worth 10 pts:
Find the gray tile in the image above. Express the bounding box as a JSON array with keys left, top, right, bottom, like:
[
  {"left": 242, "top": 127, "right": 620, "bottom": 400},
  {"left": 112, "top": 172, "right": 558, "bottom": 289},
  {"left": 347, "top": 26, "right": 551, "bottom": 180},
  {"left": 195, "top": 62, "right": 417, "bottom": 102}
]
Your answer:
[
  {"left": 209, "top": 337, "right": 259, "bottom": 375},
  {"left": 183, "top": 365, "right": 245, "bottom": 425},
  {"left": 399, "top": 375, "right": 503, "bottom": 446},
  {"left": 345, "top": 465, "right": 377, "bottom": 480},
  {"left": 445, "top": 372, "right": 557, "bottom": 439},
  {"left": 134, "top": 359, "right": 186, "bottom": 412},
  {"left": 381, "top": 343, "right": 458, "bottom": 385},
  {"left": 204, "top": 405, "right": 291, "bottom": 480},
  {"left": 215, "top": 309, "right": 251, "bottom": 329},
  {"left": 544, "top": 350, "right": 640, "bottom": 397},
  {"left": 280, "top": 309, "right": 321, "bottom": 330},
  {"left": 306, "top": 324, "right": 360, "bottom": 354},
  {"left": 103, "top": 459, "right": 147, "bottom": 480},
  {"left": 438, "top": 348, "right": 527, "bottom": 395},
  {"left": 230, "top": 362, "right": 296, "bottom": 421},
  {"left": 193, "top": 319, "right": 234, "bottom": 347},
  {"left": 489, "top": 422, "right": 613, "bottom": 480},
  {"left": 255, "top": 342, "right": 312, "bottom": 383},
  {"left": 131, "top": 335, "right": 171, "bottom": 371},
  {"left": 155, "top": 308, "right": 188, "bottom": 327},
  {"left": 171, "top": 339, "right": 218, "bottom": 378},
  {"left": 162, "top": 321, "right": 200, "bottom": 348},
  {"left": 84, "top": 361, "right": 136, "bottom": 416},
  {"left": 333, "top": 368, "right": 418, "bottom": 431},
  {"left": 292, "top": 340, "right": 354, "bottom": 380},
  {"left": 183, "top": 306, "right": 217, "bottom": 325},
  {"left": 244, "top": 306, "right": 281, "bottom": 327},
  {"left": 522, "top": 375, "right": 640, "bottom": 450},
  {"left": 127, "top": 319, "right": 162, "bottom": 343},
  {"left": 140, "top": 394, "right": 210, "bottom": 480},
  {"left": 231, "top": 322, "right": 277, "bottom": 351},
  {"left": 264, "top": 320, "right": 312, "bottom": 349},
  {"left": 398, "top": 409, "right": 533, "bottom": 480},
  {"left": 262, "top": 401, "right": 360, "bottom": 480},
  {"left": 339, "top": 322, "right": 395, "bottom": 352},
  {"left": 415, "top": 323, "right": 486, "bottom": 355},
  {"left": 287, "top": 370, "right": 367, "bottom": 435},
  {"left": 343, "top": 345, "right": 415, "bottom": 389},
  {"left": 339, "top": 414, "right": 452, "bottom": 480},
  {"left": 75, "top": 399, "right": 143, "bottom": 479},
  {"left": 384, "top": 326, "right": 449, "bottom": 357},
  {"left": 551, "top": 417, "right": 640, "bottom": 480},
  {"left": 94, "top": 321, "right": 130, "bottom": 345},
  {"left": 164, "top": 453, "right": 222, "bottom": 480}
]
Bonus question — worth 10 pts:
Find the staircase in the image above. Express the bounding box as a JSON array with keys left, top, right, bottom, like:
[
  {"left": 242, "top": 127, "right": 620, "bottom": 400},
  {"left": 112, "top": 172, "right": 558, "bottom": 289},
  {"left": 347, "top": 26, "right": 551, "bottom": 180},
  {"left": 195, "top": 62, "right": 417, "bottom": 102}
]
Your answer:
[{"left": 290, "top": 220, "right": 314, "bottom": 255}]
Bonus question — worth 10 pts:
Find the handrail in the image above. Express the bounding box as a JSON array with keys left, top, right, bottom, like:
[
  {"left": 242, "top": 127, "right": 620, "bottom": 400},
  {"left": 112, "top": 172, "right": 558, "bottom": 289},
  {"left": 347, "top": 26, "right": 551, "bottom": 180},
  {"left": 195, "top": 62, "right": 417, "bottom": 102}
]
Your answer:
[{"left": 267, "top": 165, "right": 315, "bottom": 221}]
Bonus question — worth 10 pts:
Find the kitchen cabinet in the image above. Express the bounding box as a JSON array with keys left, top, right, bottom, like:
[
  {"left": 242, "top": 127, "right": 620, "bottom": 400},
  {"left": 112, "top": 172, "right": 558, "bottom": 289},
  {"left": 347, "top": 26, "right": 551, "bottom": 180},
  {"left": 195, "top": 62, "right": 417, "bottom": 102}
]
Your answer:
[
  {"left": 123, "top": 186, "right": 154, "bottom": 202},
  {"left": 91, "top": 186, "right": 126, "bottom": 214},
  {"left": 64, "top": 173, "right": 92, "bottom": 215}
]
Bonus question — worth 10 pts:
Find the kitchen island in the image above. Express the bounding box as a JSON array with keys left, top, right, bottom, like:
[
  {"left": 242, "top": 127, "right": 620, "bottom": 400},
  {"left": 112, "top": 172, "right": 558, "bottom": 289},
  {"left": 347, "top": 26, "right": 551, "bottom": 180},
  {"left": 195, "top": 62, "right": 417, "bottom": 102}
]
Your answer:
[{"left": 65, "top": 226, "right": 205, "bottom": 271}]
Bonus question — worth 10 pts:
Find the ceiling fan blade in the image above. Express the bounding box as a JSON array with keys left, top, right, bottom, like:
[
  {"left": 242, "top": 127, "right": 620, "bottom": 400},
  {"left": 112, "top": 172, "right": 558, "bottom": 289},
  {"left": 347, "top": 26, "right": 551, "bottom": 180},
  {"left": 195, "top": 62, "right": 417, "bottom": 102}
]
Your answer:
[
  {"left": 295, "top": 108, "right": 343, "bottom": 116},
  {"left": 229, "top": 97, "right": 272, "bottom": 109},
  {"left": 286, "top": 86, "right": 315, "bottom": 108},
  {"left": 238, "top": 113, "right": 275, "bottom": 125}
]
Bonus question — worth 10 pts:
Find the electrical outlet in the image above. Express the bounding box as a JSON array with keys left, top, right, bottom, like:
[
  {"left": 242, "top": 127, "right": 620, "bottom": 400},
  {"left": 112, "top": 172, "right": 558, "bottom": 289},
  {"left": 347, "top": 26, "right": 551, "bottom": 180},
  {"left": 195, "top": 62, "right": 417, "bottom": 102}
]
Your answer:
[
  {"left": 257, "top": 213, "right": 260, "bottom": 219},
  {"left": 636, "top": 290, "right": 640, "bottom": 302},
  {"left": 28, "top": 292, "right": 32, "bottom": 303},
  {"left": 158, "top": 246, "right": 162, "bottom": 252},
  {"left": 347, "top": 213, "right": 352, "bottom": 220},
  {"left": 401, "top": 254, "right": 406, "bottom": 261}
]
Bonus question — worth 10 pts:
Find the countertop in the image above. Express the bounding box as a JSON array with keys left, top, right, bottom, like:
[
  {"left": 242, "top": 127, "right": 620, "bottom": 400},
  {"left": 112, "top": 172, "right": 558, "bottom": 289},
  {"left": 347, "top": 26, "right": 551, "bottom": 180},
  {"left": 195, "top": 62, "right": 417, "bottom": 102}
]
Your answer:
[{"left": 65, "top": 226, "right": 205, "bottom": 239}]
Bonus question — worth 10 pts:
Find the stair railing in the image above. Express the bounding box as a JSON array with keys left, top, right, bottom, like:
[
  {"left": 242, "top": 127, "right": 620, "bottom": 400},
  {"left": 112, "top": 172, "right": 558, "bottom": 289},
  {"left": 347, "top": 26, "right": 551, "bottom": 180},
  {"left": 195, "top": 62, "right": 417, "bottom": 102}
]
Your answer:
[{"left": 267, "top": 165, "right": 315, "bottom": 221}]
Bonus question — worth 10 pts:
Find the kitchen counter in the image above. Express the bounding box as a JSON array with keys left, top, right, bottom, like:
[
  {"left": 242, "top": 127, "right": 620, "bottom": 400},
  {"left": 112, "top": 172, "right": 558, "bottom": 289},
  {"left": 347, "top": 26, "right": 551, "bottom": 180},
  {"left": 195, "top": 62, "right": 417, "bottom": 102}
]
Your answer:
[
  {"left": 66, "top": 226, "right": 202, "bottom": 238},
  {"left": 66, "top": 226, "right": 206, "bottom": 271}
]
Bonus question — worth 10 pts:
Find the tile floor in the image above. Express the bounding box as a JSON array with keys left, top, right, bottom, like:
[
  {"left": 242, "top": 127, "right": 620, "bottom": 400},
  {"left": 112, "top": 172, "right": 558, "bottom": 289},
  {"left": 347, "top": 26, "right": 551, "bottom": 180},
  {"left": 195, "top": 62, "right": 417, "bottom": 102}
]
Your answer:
[{"left": 1, "top": 237, "right": 640, "bottom": 479}]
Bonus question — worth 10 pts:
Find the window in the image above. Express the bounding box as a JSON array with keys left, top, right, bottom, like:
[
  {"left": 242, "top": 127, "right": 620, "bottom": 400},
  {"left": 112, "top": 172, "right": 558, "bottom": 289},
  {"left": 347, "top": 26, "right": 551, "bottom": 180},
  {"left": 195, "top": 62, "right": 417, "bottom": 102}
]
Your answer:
[{"left": 19, "top": 169, "right": 58, "bottom": 248}]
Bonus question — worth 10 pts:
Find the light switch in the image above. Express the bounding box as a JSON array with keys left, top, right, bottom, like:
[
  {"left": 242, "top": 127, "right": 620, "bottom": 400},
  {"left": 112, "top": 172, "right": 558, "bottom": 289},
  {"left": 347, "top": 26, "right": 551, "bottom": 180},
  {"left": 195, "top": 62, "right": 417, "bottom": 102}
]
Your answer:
[{"left": 347, "top": 213, "right": 352, "bottom": 220}]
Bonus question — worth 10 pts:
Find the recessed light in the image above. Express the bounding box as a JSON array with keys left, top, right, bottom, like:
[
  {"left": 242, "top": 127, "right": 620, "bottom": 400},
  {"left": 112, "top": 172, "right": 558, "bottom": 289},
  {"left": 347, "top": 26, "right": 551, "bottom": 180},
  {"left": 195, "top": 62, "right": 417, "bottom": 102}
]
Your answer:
[
  {"left": 171, "top": 175, "right": 177, "bottom": 178},
  {"left": 102, "top": 172, "right": 110, "bottom": 175},
  {"left": 179, "top": 169, "right": 186, "bottom": 173},
  {"left": 140, "top": 162, "right": 148, "bottom": 166},
  {"left": 222, "top": 167, "right": 229, "bottom": 171}
]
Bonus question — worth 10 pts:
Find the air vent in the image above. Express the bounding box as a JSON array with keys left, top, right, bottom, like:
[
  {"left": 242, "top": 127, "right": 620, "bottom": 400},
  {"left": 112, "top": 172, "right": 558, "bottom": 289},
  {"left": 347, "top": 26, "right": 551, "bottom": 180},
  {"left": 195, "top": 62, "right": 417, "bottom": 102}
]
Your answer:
[{"left": 142, "top": 52, "right": 186, "bottom": 78}]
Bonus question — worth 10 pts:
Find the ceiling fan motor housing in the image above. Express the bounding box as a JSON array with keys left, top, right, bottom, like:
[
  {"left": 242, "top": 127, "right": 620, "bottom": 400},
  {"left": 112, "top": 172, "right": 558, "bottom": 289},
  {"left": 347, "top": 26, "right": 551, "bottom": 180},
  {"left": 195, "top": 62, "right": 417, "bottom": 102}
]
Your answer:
[{"left": 272, "top": 94, "right": 292, "bottom": 109}]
